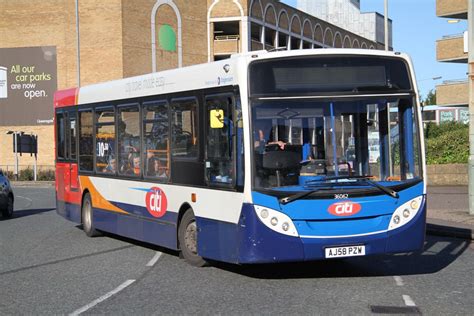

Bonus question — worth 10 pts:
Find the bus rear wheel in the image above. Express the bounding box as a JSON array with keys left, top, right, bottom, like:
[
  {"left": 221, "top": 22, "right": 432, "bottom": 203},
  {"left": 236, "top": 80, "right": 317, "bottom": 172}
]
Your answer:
[
  {"left": 82, "top": 193, "right": 101, "bottom": 237},
  {"left": 178, "top": 209, "right": 207, "bottom": 267}
]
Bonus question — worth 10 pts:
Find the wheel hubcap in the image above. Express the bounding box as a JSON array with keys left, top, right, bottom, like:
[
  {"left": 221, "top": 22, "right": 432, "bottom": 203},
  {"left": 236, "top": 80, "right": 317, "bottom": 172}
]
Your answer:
[
  {"left": 84, "top": 200, "right": 91, "bottom": 229},
  {"left": 184, "top": 221, "right": 197, "bottom": 254}
]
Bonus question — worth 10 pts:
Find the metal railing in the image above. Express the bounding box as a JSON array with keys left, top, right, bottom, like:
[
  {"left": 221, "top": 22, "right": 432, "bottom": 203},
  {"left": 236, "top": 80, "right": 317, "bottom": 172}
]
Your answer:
[
  {"left": 0, "top": 165, "right": 55, "bottom": 181},
  {"left": 214, "top": 35, "right": 240, "bottom": 41}
]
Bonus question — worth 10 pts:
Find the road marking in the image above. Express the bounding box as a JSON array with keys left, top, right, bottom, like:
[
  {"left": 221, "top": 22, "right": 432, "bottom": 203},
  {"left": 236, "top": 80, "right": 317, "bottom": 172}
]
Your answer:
[
  {"left": 16, "top": 195, "right": 33, "bottom": 208},
  {"left": 393, "top": 276, "right": 404, "bottom": 286},
  {"left": 146, "top": 251, "right": 162, "bottom": 267},
  {"left": 403, "top": 295, "right": 416, "bottom": 307},
  {"left": 69, "top": 279, "right": 135, "bottom": 316}
]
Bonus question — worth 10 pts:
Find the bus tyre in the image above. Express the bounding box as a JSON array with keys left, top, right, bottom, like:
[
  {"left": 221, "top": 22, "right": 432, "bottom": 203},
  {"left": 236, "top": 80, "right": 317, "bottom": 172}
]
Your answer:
[
  {"left": 1, "top": 195, "right": 14, "bottom": 219},
  {"left": 82, "top": 193, "right": 101, "bottom": 237},
  {"left": 178, "top": 209, "right": 207, "bottom": 267}
]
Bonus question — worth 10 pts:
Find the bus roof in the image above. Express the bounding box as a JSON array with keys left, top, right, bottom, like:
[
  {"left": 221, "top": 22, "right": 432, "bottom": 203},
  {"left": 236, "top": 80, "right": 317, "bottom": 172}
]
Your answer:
[{"left": 54, "top": 49, "right": 413, "bottom": 108}]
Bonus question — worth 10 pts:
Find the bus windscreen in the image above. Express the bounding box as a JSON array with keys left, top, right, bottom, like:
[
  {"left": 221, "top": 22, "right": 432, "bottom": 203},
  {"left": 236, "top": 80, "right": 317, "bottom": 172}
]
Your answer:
[{"left": 249, "top": 56, "right": 413, "bottom": 97}]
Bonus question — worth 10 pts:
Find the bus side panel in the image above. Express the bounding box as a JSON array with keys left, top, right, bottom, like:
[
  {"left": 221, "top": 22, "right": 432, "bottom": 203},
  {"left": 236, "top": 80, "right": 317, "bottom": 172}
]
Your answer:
[
  {"left": 56, "top": 162, "right": 82, "bottom": 223},
  {"left": 196, "top": 204, "right": 306, "bottom": 264},
  {"left": 59, "top": 202, "right": 82, "bottom": 223},
  {"left": 386, "top": 198, "right": 426, "bottom": 253},
  {"left": 196, "top": 217, "right": 240, "bottom": 263},
  {"left": 56, "top": 163, "right": 67, "bottom": 217},
  {"left": 92, "top": 207, "right": 178, "bottom": 250},
  {"left": 237, "top": 203, "right": 305, "bottom": 264}
]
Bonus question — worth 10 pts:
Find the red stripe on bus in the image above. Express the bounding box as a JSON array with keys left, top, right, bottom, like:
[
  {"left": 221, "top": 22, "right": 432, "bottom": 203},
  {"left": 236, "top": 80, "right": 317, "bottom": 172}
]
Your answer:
[{"left": 54, "top": 87, "right": 78, "bottom": 108}]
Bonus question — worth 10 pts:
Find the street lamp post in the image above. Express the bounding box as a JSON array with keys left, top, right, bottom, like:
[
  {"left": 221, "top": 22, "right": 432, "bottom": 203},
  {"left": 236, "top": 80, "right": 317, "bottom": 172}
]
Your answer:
[
  {"left": 468, "top": 0, "right": 474, "bottom": 215},
  {"left": 75, "top": 0, "right": 81, "bottom": 87},
  {"left": 384, "top": 0, "right": 389, "bottom": 51}
]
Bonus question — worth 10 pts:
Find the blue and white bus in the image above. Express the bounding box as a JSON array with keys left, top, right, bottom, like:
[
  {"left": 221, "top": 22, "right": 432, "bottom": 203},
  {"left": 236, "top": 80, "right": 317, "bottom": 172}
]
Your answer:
[{"left": 55, "top": 49, "right": 426, "bottom": 266}]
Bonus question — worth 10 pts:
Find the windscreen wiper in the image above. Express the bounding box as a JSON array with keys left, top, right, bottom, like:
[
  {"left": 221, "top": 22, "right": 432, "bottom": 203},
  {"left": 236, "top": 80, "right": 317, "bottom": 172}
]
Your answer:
[
  {"left": 279, "top": 188, "right": 321, "bottom": 205},
  {"left": 279, "top": 176, "right": 399, "bottom": 206},
  {"left": 280, "top": 177, "right": 360, "bottom": 205},
  {"left": 306, "top": 175, "right": 399, "bottom": 199}
]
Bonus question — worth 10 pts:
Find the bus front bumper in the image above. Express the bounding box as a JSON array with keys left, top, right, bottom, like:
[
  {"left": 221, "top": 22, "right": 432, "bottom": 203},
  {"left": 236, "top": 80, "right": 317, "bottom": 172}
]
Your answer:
[{"left": 234, "top": 201, "right": 426, "bottom": 264}]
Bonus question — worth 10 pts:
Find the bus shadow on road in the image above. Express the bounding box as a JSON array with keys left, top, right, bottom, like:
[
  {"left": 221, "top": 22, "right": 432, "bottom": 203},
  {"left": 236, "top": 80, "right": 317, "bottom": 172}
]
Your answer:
[
  {"left": 210, "top": 235, "right": 471, "bottom": 279},
  {"left": 1, "top": 208, "right": 55, "bottom": 220}
]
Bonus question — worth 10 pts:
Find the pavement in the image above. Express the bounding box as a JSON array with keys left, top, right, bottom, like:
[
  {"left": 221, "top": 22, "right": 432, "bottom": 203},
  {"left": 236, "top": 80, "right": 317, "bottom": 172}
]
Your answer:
[
  {"left": 9, "top": 181, "right": 474, "bottom": 240},
  {"left": 426, "top": 186, "right": 474, "bottom": 240}
]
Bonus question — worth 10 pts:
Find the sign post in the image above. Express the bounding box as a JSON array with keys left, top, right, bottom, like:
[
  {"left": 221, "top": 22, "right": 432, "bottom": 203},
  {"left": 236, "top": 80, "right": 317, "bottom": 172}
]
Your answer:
[
  {"left": 7, "top": 131, "right": 38, "bottom": 181},
  {"left": 14, "top": 132, "right": 18, "bottom": 180},
  {"left": 34, "top": 134, "right": 38, "bottom": 181}
]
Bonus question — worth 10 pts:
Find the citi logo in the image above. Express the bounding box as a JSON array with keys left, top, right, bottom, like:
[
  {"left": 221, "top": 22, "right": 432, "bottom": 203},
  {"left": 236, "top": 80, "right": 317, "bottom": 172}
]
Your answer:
[
  {"left": 145, "top": 187, "right": 168, "bottom": 218},
  {"left": 328, "top": 201, "right": 361, "bottom": 216}
]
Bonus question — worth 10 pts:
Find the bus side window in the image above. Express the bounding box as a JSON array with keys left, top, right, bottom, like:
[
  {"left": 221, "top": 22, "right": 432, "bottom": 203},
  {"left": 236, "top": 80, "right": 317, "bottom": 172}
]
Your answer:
[
  {"left": 79, "top": 109, "right": 94, "bottom": 171},
  {"left": 69, "top": 111, "right": 78, "bottom": 161},
  {"left": 205, "top": 94, "right": 233, "bottom": 186},
  {"left": 56, "top": 112, "right": 66, "bottom": 160},
  {"left": 143, "top": 100, "right": 169, "bottom": 180},
  {"left": 171, "top": 98, "right": 198, "bottom": 158},
  {"left": 95, "top": 107, "right": 116, "bottom": 174},
  {"left": 118, "top": 104, "right": 140, "bottom": 177}
]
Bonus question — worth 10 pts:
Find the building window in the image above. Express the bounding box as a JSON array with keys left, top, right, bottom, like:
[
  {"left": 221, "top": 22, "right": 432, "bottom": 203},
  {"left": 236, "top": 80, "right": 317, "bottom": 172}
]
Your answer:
[{"left": 213, "top": 21, "right": 240, "bottom": 40}]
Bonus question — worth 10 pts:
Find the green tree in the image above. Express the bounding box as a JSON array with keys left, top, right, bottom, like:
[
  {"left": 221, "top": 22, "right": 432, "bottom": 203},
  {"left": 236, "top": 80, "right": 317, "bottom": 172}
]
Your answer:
[{"left": 423, "top": 89, "right": 436, "bottom": 106}]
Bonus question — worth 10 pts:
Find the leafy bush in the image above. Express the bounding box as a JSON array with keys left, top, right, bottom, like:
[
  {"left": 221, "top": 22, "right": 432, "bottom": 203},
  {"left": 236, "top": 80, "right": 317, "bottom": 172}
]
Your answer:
[
  {"left": 19, "top": 168, "right": 34, "bottom": 181},
  {"left": 424, "top": 122, "right": 468, "bottom": 139},
  {"left": 425, "top": 122, "right": 469, "bottom": 164},
  {"left": 0, "top": 168, "right": 55, "bottom": 181},
  {"left": 37, "top": 169, "right": 55, "bottom": 181}
]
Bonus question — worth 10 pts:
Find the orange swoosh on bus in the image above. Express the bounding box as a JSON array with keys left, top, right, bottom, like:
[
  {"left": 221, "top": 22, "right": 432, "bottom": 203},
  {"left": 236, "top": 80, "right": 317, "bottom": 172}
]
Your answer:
[{"left": 79, "top": 176, "right": 129, "bottom": 214}]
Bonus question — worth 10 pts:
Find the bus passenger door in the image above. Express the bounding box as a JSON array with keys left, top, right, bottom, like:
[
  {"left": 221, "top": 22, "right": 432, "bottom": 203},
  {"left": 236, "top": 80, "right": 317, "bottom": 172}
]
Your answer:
[
  {"left": 68, "top": 111, "right": 79, "bottom": 193},
  {"left": 56, "top": 111, "right": 68, "bottom": 215},
  {"left": 56, "top": 110, "right": 80, "bottom": 220}
]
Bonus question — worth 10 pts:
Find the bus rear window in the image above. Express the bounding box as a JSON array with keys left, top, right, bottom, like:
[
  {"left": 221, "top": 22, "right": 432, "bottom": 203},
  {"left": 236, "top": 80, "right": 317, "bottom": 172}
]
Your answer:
[{"left": 249, "top": 56, "right": 413, "bottom": 96}]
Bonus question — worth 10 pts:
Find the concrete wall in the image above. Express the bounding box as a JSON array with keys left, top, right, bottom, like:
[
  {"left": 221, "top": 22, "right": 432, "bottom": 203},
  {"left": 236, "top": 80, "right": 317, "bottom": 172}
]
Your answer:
[
  {"left": 436, "top": 0, "right": 467, "bottom": 18},
  {"left": 436, "top": 36, "right": 467, "bottom": 62},
  {"left": 436, "top": 81, "right": 468, "bottom": 106},
  {"left": 427, "top": 164, "right": 468, "bottom": 186},
  {"left": 0, "top": 125, "right": 55, "bottom": 170}
]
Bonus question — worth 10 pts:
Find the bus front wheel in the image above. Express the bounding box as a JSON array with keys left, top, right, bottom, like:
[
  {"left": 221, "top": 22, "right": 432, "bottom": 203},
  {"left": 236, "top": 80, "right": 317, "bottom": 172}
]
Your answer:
[
  {"left": 178, "top": 209, "right": 207, "bottom": 267},
  {"left": 82, "top": 193, "right": 101, "bottom": 237}
]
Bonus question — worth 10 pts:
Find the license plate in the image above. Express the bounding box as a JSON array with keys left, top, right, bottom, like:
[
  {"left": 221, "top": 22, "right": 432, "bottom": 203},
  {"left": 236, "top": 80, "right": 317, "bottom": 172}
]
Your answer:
[{"left": 325, "top": 245, "right": 365, "bottom": 258}]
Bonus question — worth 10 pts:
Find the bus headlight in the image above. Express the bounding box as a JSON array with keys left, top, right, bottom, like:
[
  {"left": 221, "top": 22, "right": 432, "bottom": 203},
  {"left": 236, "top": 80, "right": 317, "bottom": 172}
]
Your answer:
[
  {"left": 388, "top": 196, "right": 423, "bottom": 231},
  {"left": 270, "top": 217, "right": 278, "bottom": 226},
  {"left": 254, "top": 205, "right": 299, "bottom": 237}
]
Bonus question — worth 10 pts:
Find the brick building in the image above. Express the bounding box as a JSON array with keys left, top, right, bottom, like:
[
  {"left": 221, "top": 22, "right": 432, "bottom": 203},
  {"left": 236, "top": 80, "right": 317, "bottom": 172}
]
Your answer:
[
  {"left": 0, "top": 0, "right": 379, "bottom": 171},
  {"left": 435, "top": 0, "right": 468, "bottom": 107}
]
